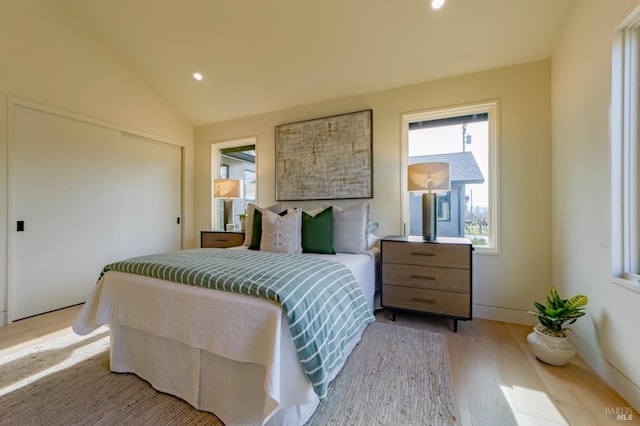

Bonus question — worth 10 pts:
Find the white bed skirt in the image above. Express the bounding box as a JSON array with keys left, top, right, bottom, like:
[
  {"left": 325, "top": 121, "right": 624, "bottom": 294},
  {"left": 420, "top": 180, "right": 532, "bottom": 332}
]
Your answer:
[{"left": 109, "top": 321, "right": 365, "bottom": 426}]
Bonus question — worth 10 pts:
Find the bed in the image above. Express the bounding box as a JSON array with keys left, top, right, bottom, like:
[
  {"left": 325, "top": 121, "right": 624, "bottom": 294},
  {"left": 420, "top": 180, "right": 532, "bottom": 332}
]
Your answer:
[{"left": 73, "top": 230, "right": 378, "bottom": 426}]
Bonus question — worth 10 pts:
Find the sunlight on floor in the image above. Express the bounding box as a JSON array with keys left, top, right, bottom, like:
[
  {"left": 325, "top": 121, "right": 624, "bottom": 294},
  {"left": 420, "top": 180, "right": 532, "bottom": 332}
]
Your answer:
[
  {"left": 500, "top": 385, "right": 568, "bottom": 425},
  {"left": 0, "top": 327, "right": 108, "bottom": 397}
]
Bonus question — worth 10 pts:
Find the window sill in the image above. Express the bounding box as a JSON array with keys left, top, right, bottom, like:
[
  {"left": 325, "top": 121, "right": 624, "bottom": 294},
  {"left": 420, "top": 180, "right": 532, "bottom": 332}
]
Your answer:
[
  {"left": 612, "top": 274, "right": 640, "bottom": 294},
  {"left": 472, "top": 246, "right": 500, "bottom": 255}
]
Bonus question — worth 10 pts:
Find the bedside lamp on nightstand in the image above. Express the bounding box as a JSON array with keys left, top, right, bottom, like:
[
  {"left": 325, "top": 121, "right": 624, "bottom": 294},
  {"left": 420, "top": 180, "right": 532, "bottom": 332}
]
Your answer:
[
  {"left": 408, "top": 162, "right": 450, "bottom": 241},
  {"left": 214, "top": 178, "right": 243, "bottom": 229}
]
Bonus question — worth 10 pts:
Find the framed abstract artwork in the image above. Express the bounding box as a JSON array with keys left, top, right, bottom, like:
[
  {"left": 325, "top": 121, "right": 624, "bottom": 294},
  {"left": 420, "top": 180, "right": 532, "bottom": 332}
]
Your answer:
[{"left": 275, "top": 109, "right": 373, "bottom": 201}]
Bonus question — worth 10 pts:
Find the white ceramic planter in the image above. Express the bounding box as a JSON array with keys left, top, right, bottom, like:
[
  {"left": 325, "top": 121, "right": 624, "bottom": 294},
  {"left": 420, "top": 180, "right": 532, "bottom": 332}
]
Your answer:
[{"left": 526, "top": 324, "right": 575, "bottom": 366}]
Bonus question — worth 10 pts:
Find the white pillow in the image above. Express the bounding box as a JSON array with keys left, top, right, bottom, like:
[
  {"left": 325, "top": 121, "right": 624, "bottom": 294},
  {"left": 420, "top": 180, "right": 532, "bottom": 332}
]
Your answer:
[
  {"left": 325, "top": 201, "right": 370, "bottom": 254},
  {"left": 367, "top": 232, "right": 380, "bottom": 249},
  {"left": 243, "top": 203, "right": 282, "bottom": 246},
  {"left": 260, "top": 208, "right": 302, "bottom": 254}
]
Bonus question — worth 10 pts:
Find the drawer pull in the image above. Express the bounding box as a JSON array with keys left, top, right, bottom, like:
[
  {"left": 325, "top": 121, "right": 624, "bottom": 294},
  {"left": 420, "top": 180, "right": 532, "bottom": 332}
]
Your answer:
[
  {"left": 412, "top": 297, "right": 436, "bottom": 304},
  {"left": 214, "top": 238, "right": 229, "bottom": 242},
  {"left": 412, "top": 252, "right": 436, "bottom": 257},
  {"left": 412, "top": 274, "right": 436, "bottom": 281}
]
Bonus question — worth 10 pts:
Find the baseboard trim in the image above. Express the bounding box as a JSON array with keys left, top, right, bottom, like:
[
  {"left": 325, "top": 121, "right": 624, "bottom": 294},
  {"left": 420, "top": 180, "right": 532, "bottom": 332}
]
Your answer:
[
  {"left": 472, "top": 303, "right": 537, "bottom": 326},
  {"left": 0, "top": 311, "right": 6, "bottom": 327},
  {"left": 570, "top": 332, "right": 640, "bottom": 411},
  {"left": 474, "top": 304, "right": 640, "bottom": 411}
]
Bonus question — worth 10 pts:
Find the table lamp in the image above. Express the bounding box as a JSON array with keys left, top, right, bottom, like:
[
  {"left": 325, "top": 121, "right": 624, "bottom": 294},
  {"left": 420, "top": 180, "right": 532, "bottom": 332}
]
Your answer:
[
  {"left": 213, "top": 178, "right": 243, "bottom": 229},
  {"left": 408, "top": 162, "right": 450, "bottom": 241}
]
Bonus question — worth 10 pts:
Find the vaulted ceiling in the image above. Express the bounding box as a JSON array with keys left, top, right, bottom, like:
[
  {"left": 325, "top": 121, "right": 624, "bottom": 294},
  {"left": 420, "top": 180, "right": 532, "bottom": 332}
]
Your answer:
[{"left": 58, "top": 0, "right": 574, "bottom": 126}]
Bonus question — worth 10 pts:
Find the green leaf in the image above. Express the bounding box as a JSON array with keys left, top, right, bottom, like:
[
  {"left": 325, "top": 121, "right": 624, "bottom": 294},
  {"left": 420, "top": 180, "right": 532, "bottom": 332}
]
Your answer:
[
  {"left": 565, "top": 295, "right": 588, "bottom": 309},
  {"left": 533, "top": 301, "right": 546, "bottom": 313}
]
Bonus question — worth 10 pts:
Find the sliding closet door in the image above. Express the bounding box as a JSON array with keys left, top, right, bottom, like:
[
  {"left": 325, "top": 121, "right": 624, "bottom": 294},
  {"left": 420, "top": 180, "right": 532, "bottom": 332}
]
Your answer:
[
  {"left": 10, "top": 103, "right": 182, "bottom": 321},
  {"left": 119, "top": 132, "right": 182, "bottom": 258}
]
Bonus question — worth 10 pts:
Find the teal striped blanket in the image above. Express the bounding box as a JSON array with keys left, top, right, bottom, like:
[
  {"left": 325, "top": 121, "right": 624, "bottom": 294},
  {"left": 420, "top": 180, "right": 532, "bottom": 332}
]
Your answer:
[{"left": 99, "top": 248, "right": 374, "bottom": 398}]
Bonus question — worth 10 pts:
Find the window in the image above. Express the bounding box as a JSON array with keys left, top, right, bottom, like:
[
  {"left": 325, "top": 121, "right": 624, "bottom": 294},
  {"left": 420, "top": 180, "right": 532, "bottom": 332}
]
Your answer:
[
  {"left": 244, "top": 169, "right": 256, "bottom": 212},
  {"left": 612, "top": 12, "right": 640, "bottom": 292},
  {"left": 211, "top": 138, "right": 257, "bottom": 230},
  {"left": 402, "top": 101, "right": 499, "bottom": 252}
]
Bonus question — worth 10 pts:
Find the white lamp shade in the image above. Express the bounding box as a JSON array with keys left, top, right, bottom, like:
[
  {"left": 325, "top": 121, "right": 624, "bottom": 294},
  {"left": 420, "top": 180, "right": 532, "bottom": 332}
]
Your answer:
[
  {"left": 214, "top": 178, "right": 243, "bottom": 198},
  {"left": 408, "top": 162, "right": 451, "bottom": 192}
]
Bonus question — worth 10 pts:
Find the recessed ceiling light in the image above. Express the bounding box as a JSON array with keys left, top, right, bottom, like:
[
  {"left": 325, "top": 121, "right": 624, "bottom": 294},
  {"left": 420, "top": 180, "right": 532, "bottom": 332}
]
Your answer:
[
  {"left": 431, "top": 0, "right": 445, "bottom": 10},
  {"left": 192, "top": 72, "right": 203, "bottom": 81}
]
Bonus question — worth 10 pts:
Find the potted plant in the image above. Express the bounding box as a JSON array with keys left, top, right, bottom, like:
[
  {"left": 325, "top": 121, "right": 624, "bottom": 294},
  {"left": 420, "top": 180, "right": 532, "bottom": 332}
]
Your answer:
[
  {"left": 526, "top": 286, "right": 588, "bottom": 366},
  {"left": 237, "top": 212, "right": 248, "bottom": 231}
]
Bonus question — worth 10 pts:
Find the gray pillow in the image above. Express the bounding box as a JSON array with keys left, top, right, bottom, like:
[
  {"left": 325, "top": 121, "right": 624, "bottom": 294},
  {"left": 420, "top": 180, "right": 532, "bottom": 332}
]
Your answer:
[
  {"left": 324, "top": 202, "right": 369, "bottom": 254},
  {"left": 260, "top": 208, "right": 302, "bottom": 254},
  {"left": 243, "top": 203, "right": 282, "bottom": 246}
]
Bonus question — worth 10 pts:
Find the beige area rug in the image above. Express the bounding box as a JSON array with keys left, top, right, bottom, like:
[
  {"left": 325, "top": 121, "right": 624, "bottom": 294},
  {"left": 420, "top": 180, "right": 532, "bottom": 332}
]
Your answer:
[{"left": 0, "top": 323, "right": 457, "bottom": 426}]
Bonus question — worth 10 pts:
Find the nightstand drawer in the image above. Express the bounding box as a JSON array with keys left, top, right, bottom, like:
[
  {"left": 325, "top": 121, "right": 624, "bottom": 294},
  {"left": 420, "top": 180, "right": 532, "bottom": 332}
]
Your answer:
[
  {"left": 382, "top": 241, "right": 470, "bottom": 268},
  {"left": 201, "top": 231, "right": 245, "bottom": 248},
  {"left": 383, "top": 263, "right": 470, "bottom": 293},
  {"left": 383, "top": 285, "right": 471, "bottom": 318}
]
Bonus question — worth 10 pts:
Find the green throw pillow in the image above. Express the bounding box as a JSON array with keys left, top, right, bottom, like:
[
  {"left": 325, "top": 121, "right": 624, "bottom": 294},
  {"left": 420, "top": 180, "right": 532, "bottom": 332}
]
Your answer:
[
  {"left": 248, "top": 208, "right": 263, "bottom": 250},
  {"left": 302, "top": 206, "right": 335, "bottom": 254}
]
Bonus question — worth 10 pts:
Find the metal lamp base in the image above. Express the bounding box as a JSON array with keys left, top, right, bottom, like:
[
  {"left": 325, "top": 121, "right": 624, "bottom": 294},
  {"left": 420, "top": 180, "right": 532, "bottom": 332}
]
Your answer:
[{"left": 422, "top": 192, "right": 437, "bottom": 241}]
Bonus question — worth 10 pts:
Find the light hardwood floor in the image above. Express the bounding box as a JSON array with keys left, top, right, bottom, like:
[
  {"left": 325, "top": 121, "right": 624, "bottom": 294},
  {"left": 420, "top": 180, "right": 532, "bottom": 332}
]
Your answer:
[
  {"left": 1, "top": 305, "right": 638, "bottom": 425},
  {"left": 375, "top": 311, "right": 639, "bottom": 426}
]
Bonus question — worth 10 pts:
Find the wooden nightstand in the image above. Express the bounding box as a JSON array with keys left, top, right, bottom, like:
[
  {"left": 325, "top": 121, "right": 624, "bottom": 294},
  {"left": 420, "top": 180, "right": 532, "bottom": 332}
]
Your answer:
[
  {"left": 201, "top": 230, "right": 245, "bottom": 248},
  {"left": 380, "top": 235, "right": 472, "bottom": 332}
]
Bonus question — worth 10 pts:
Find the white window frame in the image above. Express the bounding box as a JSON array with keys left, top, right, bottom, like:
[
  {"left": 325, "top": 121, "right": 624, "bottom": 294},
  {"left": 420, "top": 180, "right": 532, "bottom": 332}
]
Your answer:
[
  {"left": 211, "top": 137, "right": 257, "bottom": 230},
  {"left": 401, "top": 100, "right": 500, "bottom": 254},
  {"left": 612, "top": 10, "right": 640, "bottom": 293}
]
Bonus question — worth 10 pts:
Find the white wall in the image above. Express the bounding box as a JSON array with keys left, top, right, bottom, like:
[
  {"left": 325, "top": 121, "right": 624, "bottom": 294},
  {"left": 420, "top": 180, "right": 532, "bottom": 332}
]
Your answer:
[
  {"left": 0, "top": 0, "right": 195, "bottom": 324},
  {"left": 195, "top": 60, "right": 552, "bottom": 325},
  {"left": 551, "top": 0, "right": 640, "bottom": 409}
]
